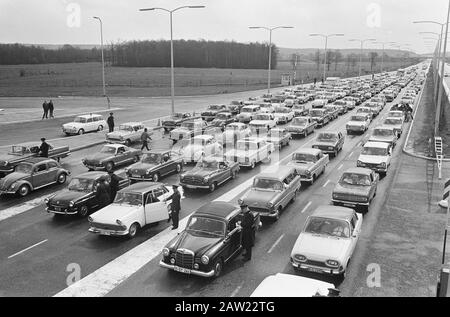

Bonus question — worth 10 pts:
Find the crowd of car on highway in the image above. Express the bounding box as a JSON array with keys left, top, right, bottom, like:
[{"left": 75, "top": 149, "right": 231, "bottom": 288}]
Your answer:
[{"left": 0, "top": 63, "right": 427, "bottom": 296}]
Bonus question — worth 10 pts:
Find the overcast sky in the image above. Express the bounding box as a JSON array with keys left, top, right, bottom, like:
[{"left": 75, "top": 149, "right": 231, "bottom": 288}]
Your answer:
[{"left": 0, "top": 0, "right": 447, "bottom": 53}]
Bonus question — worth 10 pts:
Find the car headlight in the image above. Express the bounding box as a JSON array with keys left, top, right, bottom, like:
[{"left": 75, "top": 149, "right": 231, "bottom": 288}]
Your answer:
[
  {"left": 201, "top": 255, "right": 210, "bottom": 265},
  {"left": 69, "top": 201, "right": 75, "bottom": 208},
  {"left": 116, "top": 219, "right": 123, "bottom": 226},
  {"left": 9, "top": 182, "right": 17, "bottom": 190},
  {"left": 245, "top": 157, "right": 249, "bottom": 163},
  {"left": 267, "top": 202, "right": 274, "bottom": 208},
  {"left": 357, "top": 160, "right": 363, "bottom": 166},
  {"left": 380, "top": 162, "right": 386, "bottom": 168},
  {"left": 333, "top": 193, "right": 338, "bottom": 199},
  {"left": 294, "top": 254, "right": 307, "bottom": 262},
  {"left": 170, "top": 257, "right": 176, "bottom": 264},
  {"left": 82, "top": 159, "right": 86, "bottom": 164},
  {"left": 88, "top": 216, "right": 93, "bottom": 223},
  {"left": 3, "top": 161, "right": 9, "bottom": 167},
  {"left": 146, "top": 169, "right": 153, "bottom": 175},
  {"left": 238, "top": 198, "right": 244, "bottom": 205},
  {"left": 203, "top": 177, "right": 209, "bottom": 183},
  {"left": 162, "top": 248, "right": 170, "bottom": 257},
  {"left": 326, "top": 260, "right": 340, "bottom": 267},
  {"left": 45, "top": 198, "right": 50, "bottom": 204}
]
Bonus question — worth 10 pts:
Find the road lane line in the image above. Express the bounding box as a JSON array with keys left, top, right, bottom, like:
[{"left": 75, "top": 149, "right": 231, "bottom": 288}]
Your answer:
[
  {"left": 230, "top": 282, "right": 244, "bottom": 297},
  {"left": 301, "top": 201, "right": 312, "bottom": 214},
  {"left": 349, "top": 151, "right": 354, "bottom": 158},
  {"left": 338, "top": 164, "right": 343, "bottom": 170},
  {"left": 0, "top": 194, "right": 54, "bottom": 222},
  {"left": 322, "top": 180, "right": 330, "bottom": 188},
  {"left": 268, "top": 234, "right": 285, "bottom": 254},
  {"left": 8, "top": 239, "right": 48, "bottom": 259}
]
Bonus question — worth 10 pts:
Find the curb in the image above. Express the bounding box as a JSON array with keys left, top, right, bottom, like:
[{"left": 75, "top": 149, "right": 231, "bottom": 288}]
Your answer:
[{"left": 71, "top": 140, "right": 106, "bottom": 152}]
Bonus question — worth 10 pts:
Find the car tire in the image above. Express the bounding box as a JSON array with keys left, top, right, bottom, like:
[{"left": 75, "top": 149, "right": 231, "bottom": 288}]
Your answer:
[
  {"left": 18, "top": 184, "right": 30, "bottom": 197},
  {"left": 128, "top": 223, "right": 139, "bottom": 239},
  {"left": 134, "top": 156, "right": 140, "bottom": 163},
  {"left": 213, "top": 258, "right": 224, "bottom": 278},
  {"left": 125, "top": 139, "right": 132, "bottom": 147},
  {"left": 209, "top": 182, "right": 217, "bottom": 193},
  {"left": 57, "top": 173, "right": 67, "bottom": 184},
  {"left": 98, "top": 125, "right": 104, "bottom": 132},
  {"left": 78, "top": 129, "right": 85, "bottom": 135},
  {"left": 250, "top": 161, "right": 256, "bottom": 169},
  {"left": 153, "top": 173, "right": 160, "bottom": 183},
  {"left": 78, "top": 205, "right": 89, "bottom": 218},
  {"left": 105, "top": 162, "right": 114, "bottom": 172},
  {"left": 176, "top": 164, "right": 183, "bottom": 174}
]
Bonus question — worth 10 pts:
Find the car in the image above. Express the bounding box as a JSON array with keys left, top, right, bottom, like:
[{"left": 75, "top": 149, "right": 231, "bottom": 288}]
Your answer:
[
  {"left": 357, "top": 142, "right": 392, "bottom": 177},
  {"left": 387, "top": 110, "right": 404, "bottom": 119},
  {"left": 178, "top": 135, "right": 223, "bottom": 164},
  {"left": 82, "top": 144, "right": 142, "bottom": 172},
  {"left": 368, "top": 126, "right": 398, "bottom": 148},
  {"left": 224, "top": 138, "right": 274, "bottom": 169},
  {"left": 0, "top": 158, "right": 69, "bottom": 197},
  {"left": 159, "top": 201, "right": 260, "bottom": 278},
  {"left": 292, "top": 104, "right": 309, "bottom": 117},
  {"left": 210, "top": 112, "right": 236, "bottom": 131},
  {"left": 161, "top": 112, "right": 196, "bottom": 132},
  {"left": 170, "top": 119, "right": 208, "bottom": 142},
  {"left": 332, "top": 167, "right": 379, "bottom": 212},
  {"left": 236, "top": 105, "right": 261, "bottom": 123},
  {"left": 324, "top": 105, "right": 340, "bottom": 121},
  {"left": 356, "top": 106, "right": 375, "bottom": 119},
  {"left": 45, "top": 171, "right": 129, "bottom": 217},
  {"left": 264, "top": 128, "right": 292, "bottom": 150},
  {"left": 364, "top": 102, "right": 382, "bottom": 117},
  {"left": 219, "top": 123, "right": 251, "bottom": 148},
  {"left": 126, "top": 150, "right": 184, "bottom": 183},
  {"left": 88, "top": 182, "right": 176, "bottom": 238},
  {"left": 250, "top": 273, "right": 339, "bottom": 297},
  {"left": 273, "top": 107, "right": 294, "bottom": 124},
  {"left": 287, "top": 148, "right": 329, "bottom": 184},
  {"left": 384, "top": 93, "right": 395, "bottom": 102},
  {"left": 346, "top": 114, "right": 371, "bottom": 135},
  {"left": 311, "top": 99, "right": 327, "bottom": 109},
  {"left": 201, "top": 104, "right": 228, "bottom": 122},
  {"left": 383, "top": 117, "right": 404, "bottom": 137},
  {"left": 333, "top": 101, "right": 348, "bottom": 114},
  {"left": 238, "top": 166, "right": 301, "bottom": 220},
  {"left": 342, "top": 97, "right": 356, "bottom": 109},
  {"left": 180, "top": 156, "right": 240, "bottom": 192},
  {"left": 295, "top": 94, "right": 310, "bottom": 104},
  {"left": 106, "top": 122, "right": 146, "bottom": 146},
  {"left": 312, "top": 131, "right": 345, "bottom": 157},
  {"left": 226, "top": 105, "right": 240, "bottom": 116},
  {"left": 62, "top": 114, "right": 107, "bottom": 136},
  {"left": 400, "top": 96, "right": 415, "bottom": 105},
  {"left": 286, "top": 117, "right": 316, "bottom": 138},
  {"left": 0, "top": 142, "right": 70, "bottom": 178},
  {"left": 258, "top": 103, "right": 275, "bottom": 114},
  {"left": 309, "top": 109, "right": 330, "bottom": 128},
  {"left": 249, "top": 113, "right": 277, "bottom": 131},
  {"left": 290, "top": 205, "right": 362, "bottom": 277}
]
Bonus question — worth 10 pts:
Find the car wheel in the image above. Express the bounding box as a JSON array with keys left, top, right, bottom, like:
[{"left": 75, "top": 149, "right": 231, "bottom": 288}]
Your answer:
[
  {"left": 250, "top": 161, "right": 256, "bottom": 169},
  {"left": 134, "top": 156, "right": 140, "bottom": 163},
  {"left": 128, "top": 223, "right": 139, "bottom": 239},
  {"left": 78, "top": 129, "right": 85, "bottom": 135},
  {"left": 304, "top": 131, "right": 308, "bottom": 138},
  {"left": 209, "top": 182, "right": 217, "bottom": 193},
  {"left": 18, "top": 184, "right": 30, "bottom": 197},
  {"left": 57, "top": 173, "right": 67, "bottom": 184},
  {"left": 176, "top": 164, "right": 182, "bottom": 174},
  {"left": 153, "top": 173, "right": 160, "bottom": 183},
  {"left": 291, "top": 189, "right": 298, "bottom": 203},
  {"left": 213, "top": 258, "right": 224, "bottom": 278},
  {"left": 125, "top": 139, "right": 132, "bottom": 147},
  {"left": 105, "top": 162, "right": 114, "bottom": 172},
  {"left": 98, "top": 125, "right": 104, "bottom": 132},
  {"left": 78, "top": 205, "right": 89, "bottom": 218}
]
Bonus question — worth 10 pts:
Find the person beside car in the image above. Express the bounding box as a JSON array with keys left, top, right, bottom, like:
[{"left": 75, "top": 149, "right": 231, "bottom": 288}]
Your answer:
[
  {"left": 140, "top": 128, "right": 152, "bottom": 151},
  {"left": 239, "top": 204, "right": 255, "bottom": 262},
  {"left": 108, "top": 171, "right": 121, "bottom": 202},
  {"left": 39, "top": 138, "right": 50, "bottom": 158},
  {"left": 95, "top": 178, "right": 111, "bottom": 208}
]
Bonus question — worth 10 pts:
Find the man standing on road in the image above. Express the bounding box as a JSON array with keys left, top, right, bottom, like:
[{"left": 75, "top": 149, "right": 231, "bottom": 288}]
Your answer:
[
  {"left": 39, "top": 138, "right": 50, "bottom": 158},
  {"left": 48, "top": 100, "right": 54, "bottom": 118},
  {"left": 42, "top": 101, "right": 49, "bottom": 120},
  {"left": 239, "top": 204, "right": 254, "bottom": 262},
  {"left": 140, "top": 128, "right": 152, "bottom": 151},
  {"left": 107, "top": 113, "right": 115, "bottom": 133},
  {"left": 108, "top": 170, "right": 121, "bottom": 202},
  {"left": 96, "top": 178, "right": 111, "bottom": 208},
  {"left": 314, "top": 78, "right": 317, "bottom": 86},
  {"left": 166, "top": 185, "right": 181, "bottom": 230}
]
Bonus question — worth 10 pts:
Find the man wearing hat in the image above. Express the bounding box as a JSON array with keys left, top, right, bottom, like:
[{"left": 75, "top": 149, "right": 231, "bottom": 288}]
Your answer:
[
  {"left": 166, "top": 185, "right": 181, "bottom": 230},
  {"left": 107, "top": 113, "right": 115, "bottom": 133},
  {"left": 108, "top": 170, "right": 121, "bottom": 202},
  {"left": 39, "top": 138, "right": 50, "bottom": 158},
  {"left": 239, "top": 204, "right": 255, "bottom": 261}
]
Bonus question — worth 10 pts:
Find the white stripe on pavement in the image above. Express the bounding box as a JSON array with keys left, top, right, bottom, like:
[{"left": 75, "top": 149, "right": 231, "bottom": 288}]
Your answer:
[
  {"left": 301, "top": 201, "right": 312, "bottom": 214},
  {"left": 322, "top": 180, "right": 330, "bottom": 188},
  {"left": 0, "top": 194, "right": 54, "bottom": 222},
  {"left": 267, "top": 234, "right": 285, "bottom": 254},
  {"left": 230, "top": 282, "right": 244, "bottom": 297},
  {"left": 8, "top": 239, "right": 48, "bottom": 259}
]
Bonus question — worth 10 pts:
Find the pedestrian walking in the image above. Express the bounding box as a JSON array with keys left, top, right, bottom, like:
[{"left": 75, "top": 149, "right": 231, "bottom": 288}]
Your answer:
[
  {"left": 42, "top": 101, "right": 49, "bottom": 120},
  {"left": 108, "top": 170, "right": 121, "bottom": 202},
  {"left": 166, "top": 185, "right": 181, "bottom": 230},
  {"left": 39, "top": 138, "right": 50, "bottom": 158},
  {"left": 239, "top": 204, "right": 255, "bottom": 261},
  {"left": 140, "top": 128, "right": 152, "bottom": 151},
  {"left": 95, "top": 178, "right": 111, "bottom": 208},
  {"left": 107, "top": 112, "right": 115, "bottom": 133},
  {"left": 48, "top": 100, "right": 54, "bottom": 118},
  {"left": 314, "top": 78, "right": 317, "bottom": 86}
]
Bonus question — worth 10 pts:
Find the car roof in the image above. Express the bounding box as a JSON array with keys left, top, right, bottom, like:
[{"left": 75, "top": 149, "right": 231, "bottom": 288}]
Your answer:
[
  {"left": 121, "top": 182, "right": 165, "bottom": 194},
  {"left": 256, "top": 166, "right": 296, "bottom": 180},
  {"left": 103, "top": 144, "right": 126, "bottom": 149},
  {"left": 194, "top": 201, "right": 241, "bottom": 220},
  {"left": 311, "top": 205, "right": 356, "bottom": 222},
  {"left": 120, "top": 122, "right": 143, "bottom": 126},
  {"left": 374, "top": 125, "right": 395, "bottom": 130},
  {"left": 75, "top": 171, "right": 108, "bottom": 180},
  {"left": 76, "top": 114, "right": 103, "bottom": 119},
  {"left": 343, "top": 167, "right": 373, "bottom": 175},
  {"left": 294, "top": 148, "right": 322, "bottom": 155},
  {"left": 21, "top": 157, "right": 55, "bottom": 164},
  {"left": 193, "top": 135, "right": 213, "bottom": 140},
  {"left": 364, "top": 141, "right": 390, "bottom": 149}
]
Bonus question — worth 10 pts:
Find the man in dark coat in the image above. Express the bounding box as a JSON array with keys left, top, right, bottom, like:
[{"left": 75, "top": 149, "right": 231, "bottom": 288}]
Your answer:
[
  {"left": 107, "top": 113, "right": 115, "bottom": 133},
  {"left": 42, "top": 101, "right": 49, "bottom": 120},
  {"left": 140, "top": 128, "right": 152, "bottom": 151},
  {"left": 95, "top": 179, "right": 111, "bottom": 208},
  {"left": 240, "top": 204, "right": 255, "bottom": 261},
  {"left": 39, "top": 138, "right": 50, "bottom": 158},
  {"left": 166, "top": 185, "right": 181, "bottom": 230},
  {"left": 48, "top": 100, "right": 54, "bottom": 118},
  {"left": 108, "top": 171, "right": 121, "bottom": 202}
]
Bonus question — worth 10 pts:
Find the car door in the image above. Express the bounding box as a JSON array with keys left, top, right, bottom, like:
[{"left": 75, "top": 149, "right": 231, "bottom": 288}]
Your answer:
[
  {"left": 114, "top": 146, "right": 127, "bottom": 165},
  {"left": 225, "top": 215, "right": 242, "bottom": 259},
  {"left": 338, "top": 132, "right": 344, "bottom": 150},
  {"left": 86, "top": 117, "right": 95, "bottom": 132},
  {"left": 160, "top": 152, "right": 173, "bottom": 176},
  {"left": 32, "top": 163, "right": 52, "bottom": 188},
  {"left": 144, "top": 187, "right": 170, "bottom": 224}
]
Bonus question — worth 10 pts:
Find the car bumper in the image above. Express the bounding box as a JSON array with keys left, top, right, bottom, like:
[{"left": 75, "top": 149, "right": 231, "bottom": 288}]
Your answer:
[
  {"left": 300, "top": 176, "right": 314, "bottom": 182},
  {"left": 0, "top": 190, "right": 15, "bottom": 195},
  {"left": 180, "top": 182, "right": 210, "bottom": 189},
  {"left": 287, "top": 129, "right": 304, "bottom": 135},
  {"left": 332, "top": 199, "right": 369, "bottom": 207},
  {"left": 129, "top": 175, "right": 153, "bottom": 181},
  {"left": 159, "top": 261, "right": 215, "bottom": 278},
  {"left": 106, "top": 139, "right": 127, "bottom": 144},
  {"left": 46, "top": 207, "right": 78, "bottom": 215},
  {"left": 357, "top": 163, "right": 387, "bottom": 173},
  {"left": 84, "top": 164, "right": 105, "bottom": 171},
  {"left": 88, "top": 227, "right": 128, "bottom": 236},
  {"left": 291, "top": 260, "right": 343, "bottom": 275}
]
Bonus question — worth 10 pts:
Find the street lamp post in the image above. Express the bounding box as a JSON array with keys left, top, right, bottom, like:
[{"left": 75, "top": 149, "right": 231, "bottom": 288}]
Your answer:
[
  {"left": 249, "top": 26, "right": 294, "bottom": 94},
  {"left": 373, "top": 41, "right": 396, "bottom": 73},
  {"left": 93, "top": 16, "right": 107, "bottom": 101},
  {"left": 140, "top": 6, "right": 205, "bottom": 115},
  {"left": 349, "top": 38, "right": 376, "bottom": 80},
  {"left": 310, "top": 33, "right": 344, "bottom": 82},
  {"left": 421, "top": 32, "right": 442, "bottom": 100}
]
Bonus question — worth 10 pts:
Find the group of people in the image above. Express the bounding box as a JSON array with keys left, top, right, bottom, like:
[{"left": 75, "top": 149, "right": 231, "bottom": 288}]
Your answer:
[
  {"left": 95, "top": 171, "right": 122, "bottom": 207},
  {"left": 42, "top": 100, "right": 55, "bottom": 119},
  {"left": 107, "top": 112, "right": 152, "bottom": 151}
]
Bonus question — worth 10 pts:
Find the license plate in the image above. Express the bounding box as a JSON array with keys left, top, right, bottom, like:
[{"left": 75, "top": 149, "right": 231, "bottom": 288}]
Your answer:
[
  {"left": 185, "top": 185, "right": 198, "bottom": 189},
  {"left": 132, "top": 174, "right": 140, "bottom": 178},
  {"left": 344, "top": 203, "right": 356, "bottom": 207},
  {"left": 99, "top": 230, "right": 111, "bottom": 236},
  {"left": 174, "top": 266, "right": 191, "bottom": 274},
  {"left": 306, "top": 267, "right": 324, "bottom": 274},
  {"left": 54, "top": 207, "right": 61, "bottom": 212}
]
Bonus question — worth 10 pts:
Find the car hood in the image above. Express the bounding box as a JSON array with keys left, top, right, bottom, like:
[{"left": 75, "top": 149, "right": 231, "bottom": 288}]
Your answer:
[
  {"left": 49, "top": 190, "right": 90, "bottom": 204},
  {"left": 107, "top": 131, "right": 130, "bottom": 138},
  {"left": 291, "top": 233, "right": 351, "bottom": 262},
  {"left": 0, "top": 172, "right": 28, "bottom": 189},
  {"left": 347, "top": 121, "right": 366, "bottom": 126},
  {"left": 84, "top": 153, "right": 111, "bottom": 162},
  {"left": 128, "top": 162, "right": 159, "bottom": 173},
  {"left": 314, "top": 141, "right": 337, "bottom": 147},
  {"left": 181, "top": 144, "right": 203, "bottom": 153},
  {"left": 287, "top": 161, "right": 314, "bottom": 172},
  {"left": 0, "top": 153, "right": 23, "bottom": 164},
  {"left": 250, "top": 120, "right": 271, "bottom": 125},
  {"left": 173, "top": 231, "right": 222, "bottom": 256},
  {"left": 90, "top": 204, "right": 140, "bottom": 224},
  {"left": 358, "top": 154, "right": 388, "bottom": 165},
  {"left": 184, "top": 167, "right": 216, "bottom": 178},
  {"left": 243, "top": 189, "right": 279, "bottom": 206},
  {"left": 333, "top": 182, "right": 371, "bottom": 196},
  {"left": 369, "top": 135, "right": 395, "bottom": 143},
  {"left": 287, "top": 124, "right": 306, "bottom": 129}
]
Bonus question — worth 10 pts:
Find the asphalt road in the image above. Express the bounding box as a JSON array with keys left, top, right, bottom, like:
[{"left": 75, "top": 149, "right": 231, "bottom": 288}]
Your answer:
[{"left": 0, "top": 83, "right": 414, "bottom": 297}]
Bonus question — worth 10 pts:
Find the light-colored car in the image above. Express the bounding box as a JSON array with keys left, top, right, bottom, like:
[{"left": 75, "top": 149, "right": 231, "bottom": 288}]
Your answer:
[
  {"left": 237, "top": 105, "right": 261, "bottom": 123},
  {"left": 356, "top": 107, "right": 374, "bottom": 119},
  {"left": 346, "top": 114, "right": 371, "bottom": 135},
  {"left": 224, "top": 138, "right": 274, "bottom": 169},
  {"left": 292, "top": 104, "right": 309, "bottom": 117},
  {"left": 258, "top": 103, "right": 275, "bottom": 113},
  {"left": 238, "top": 166, "right": 301, "bottom": 220},
  {"left": 170, "top": 120, "right": 208, "bottom": 141},
  {"left": 249, "top": 113, "right": 277, "bottom": 131},
  {"left": 178, "top": 135, "right": 222, "bottom": 163},
  {"left": 273, "top": 107, "right": 294, "bottom": 124},
  {"left": 342, "top": 97, "right": 356, "bottom": 109},
  {"left": 220, "top": 123, "right": 251, "bottom": 148},
  {"left": 311, "top": 99, "right": 327, "bottom": 109},
  {"left": 264, "top": 128, "right": 292, "bottom": 150},
  {"left": 357, "top": 142, "right": 392, "bottom": 177},
  {"left": 250, "top": 273, "right": 338, "bottom": 297},
  {"left": 62, "top": 114, "right": 107, "bottom": 135},
  {"left": 88, "top": 182, "right": 176, "bottom": 238},
  {"left": 383, "top": 117, "right": 404, "bottom": 137},
  {"left": 387, "top": 110, "right": 404, "bottom": 119},
  {"left": 312, "top": 131, "right": 345, "bottom": 157},
  {"left": 364, "top": 102, "right": 382, "bottom": 117},
  {"left": 368, "top": 126, "right": 398, "bottom": 148},
  {"left": 287, "top": 148, "right": 329, "bottom": 184},
  {"left": 106, "top": 122, "right": 146, "bottom": 146},
  {"left": 290, "top": 205, "right": 362, "bottom": 277},
  {"left": 286, "top": 117, "right": 316, "bottom": 137}
]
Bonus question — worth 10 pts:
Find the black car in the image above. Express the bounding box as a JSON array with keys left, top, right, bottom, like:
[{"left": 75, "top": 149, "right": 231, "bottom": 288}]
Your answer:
[
  {"left": 45, "top": 172, "right": 129, "bottom": 217},
  {"left": 160, "top": 201, "right": 260, "bottom": 278}
]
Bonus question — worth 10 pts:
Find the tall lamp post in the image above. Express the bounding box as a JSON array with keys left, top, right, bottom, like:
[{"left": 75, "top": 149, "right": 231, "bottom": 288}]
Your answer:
[
  {"left": 140, "top": 6, "right": 205, "bottom": 115},
  {"left": 93, "top": 16, "right": 107, "bottom": 103},
  {"left": 249, "top": 26, "right": 294, "bottom": 94},
  {"left": 309, "top": 33, "right": 345, "bottom": 82},
  {"left": 349, "top": 38, "right": 377, "bottom": 80},
  {"left": 372, "top": 41, "right": 396, "bottom": 73},
  {"left": 420, "top": 31, "right": 444, "bottom": 103}
]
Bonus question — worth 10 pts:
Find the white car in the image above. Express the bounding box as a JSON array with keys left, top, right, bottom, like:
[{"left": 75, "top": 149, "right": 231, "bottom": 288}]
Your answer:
[
  {"left": 258, "top": 103, "right": 275, "bottom": 113},
  {"left": 88, "top": 182, "right": 177, "bottom": 238},
  {"left": 311, "top": 99, "right": 327, "bottom": 109},
  {"left": 106, "top": 122, "right": 146, "bottom": 145},
  {"left": 250, "top": 273, "right": 338, "bottom": 297},
  {"left": 346, "top": 114, "right": 371, "bottom": 135},
  {"left": 383, "top": 117, "right": 404, "bottom": 136},
  {"left": 357, "top": 141, "right": 392, "bottom": 177},
  {"left": 225, "top": 138, "right": 274, "bottom": 169},
  {"left": 369, "top": 126, "right": 398, "bottom": 148},
  {"left": 170, "top": 120, "right": 207, "bottom": 141},
  {"left": 236, "top": 105, "right": 261, "bottom": 123},
  {"left": 273, "top": 107, "right": 294, "bottom": 124},
  {"left": 249, "top": 113, "right": 278, "bottom": 130},
  {"left": 387, "top": 110, "right": 404, "bottom": 119},
  {"left": 178, "top": 135, "right": 222, "bottom": 163},
  {"left": 62, "top": 114, "right": 107, "bottom": 135},
  {"left": 220, "top": 123, "right": 251, "bottom": 147},
  {"left": 290, "top": 205, "right": 363, "bottom": 277}
]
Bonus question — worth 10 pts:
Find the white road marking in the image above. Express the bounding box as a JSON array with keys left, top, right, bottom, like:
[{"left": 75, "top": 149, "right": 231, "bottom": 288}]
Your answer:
[
  {"left": 322, "top": 180, "right": 330, "bottom": 188},
  {"left": 301, "top": 201, "right": 312, "bottom": 214},
  {"left": 8, "top": 239, "right": 48, "bottom": 259},
  {"left": 349, "top": 151, "right": 354, "bottom": 158},
  {"left": 230, "top": 282, "right": 244, "bottom": 297},
  {"left": 338, "top": 164, "right": 343, "bottom": 170},
  {"left": 0, "top": 194, "right": 54, "bottom": 222},
  {"left": 268, "top": 234, "right": 285, "bottom": 254}
]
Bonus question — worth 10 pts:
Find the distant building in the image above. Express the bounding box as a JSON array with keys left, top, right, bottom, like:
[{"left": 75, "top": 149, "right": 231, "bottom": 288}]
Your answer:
[{"left": 281, "top": 74, "right": 294, "bottom": 86}]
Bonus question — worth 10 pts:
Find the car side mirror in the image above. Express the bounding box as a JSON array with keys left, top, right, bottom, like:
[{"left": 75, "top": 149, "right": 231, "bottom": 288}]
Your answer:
[{"left": 224, "top": 235, "right": 231, "bottom": 243}]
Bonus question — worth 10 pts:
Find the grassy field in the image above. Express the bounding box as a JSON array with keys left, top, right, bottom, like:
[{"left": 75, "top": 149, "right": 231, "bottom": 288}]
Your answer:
[{"left": 0, "top": 60, "right": 414, "bottom": 97}]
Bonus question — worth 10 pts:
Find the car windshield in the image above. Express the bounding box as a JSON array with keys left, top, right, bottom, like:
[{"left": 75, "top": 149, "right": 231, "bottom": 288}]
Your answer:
[
  {"left": 189, "top": 138, "right": 206, "bottom": 145},
  {"left": 388, "top": 112, "right": 403, "bottom": 118},
  {"left": 351, "top": 116, "right": 366, "bottom": 122},
  {"left": 256, "top": 115, "right": 271, "bottom": 120},
  {"left": 68, "top": 178, "right": 94, "bottom": 192},
  {"left": 275, "top": 108, "right": 289, "bottom": 113},
  {"left": 114, "top": 192, "right": 143, "bottom": 206},
  {"left": 11, "top": 146, "right": 28, "bottom": 154},
  {"left": 142, "top": 153, "right": 162, "bottom": 164},
  {"left": 74, "top": 117, "right": 87, "bottom": 123},
  {"left": 267, "top": 130, "right": 282, "bottom": 138},
  {"left": 340, "top": 172, "right": 371, "bottom": 186},
  {"left": 304, "top": 217, "right": 351, "bottom": 238},
  {"left": 357, "top": 108, "right": 371, "bottom": 113},
  {"left": 362, "top": 147, "right": 388, "bottom": 156},
  {"left": 309, "top": 110, "right": 323, "bottom": 117},
  {"left": 384, "top": 119, "right": 401, "bottom": 125},
  {"left": 241, "top": 108, "right": 253, "bottom": 113},
  {"left": 186, "top": 216, "right": 226, "bottom": 237},
  {"left": 196, "top": 160, "right": 219, "bottom": 170},
  {"left": 237, "top": 142, "right": 257, "bottom": 151},
  {"left": 292, "top": 118, "right": 307, "bottom": 125},
  {"left": 253, "top": 178, "right": 283, "bottom": 191},
  {"left": 100, "top": 146, "right": 116, "bottom": 154},
  {"left": 317, "top": 133, "right": 337, "bottom": 142},
  {"left": 15, "top": 163, "right": 33, "bottom": 174},
  {"left": 181, "top": 122, "right": 195, "bottom": 129},
  {"left": 216, "top": 114, "right": 228, "bottom": 120},
  {"left": 119, "top": 125, "right": 134, "bottom": 132},
  {"left": 292, "top": 153, "right": 317, "bottom": 163},
  {"left": 373, "top": 129, "right": 392, "bottom": 136}
]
